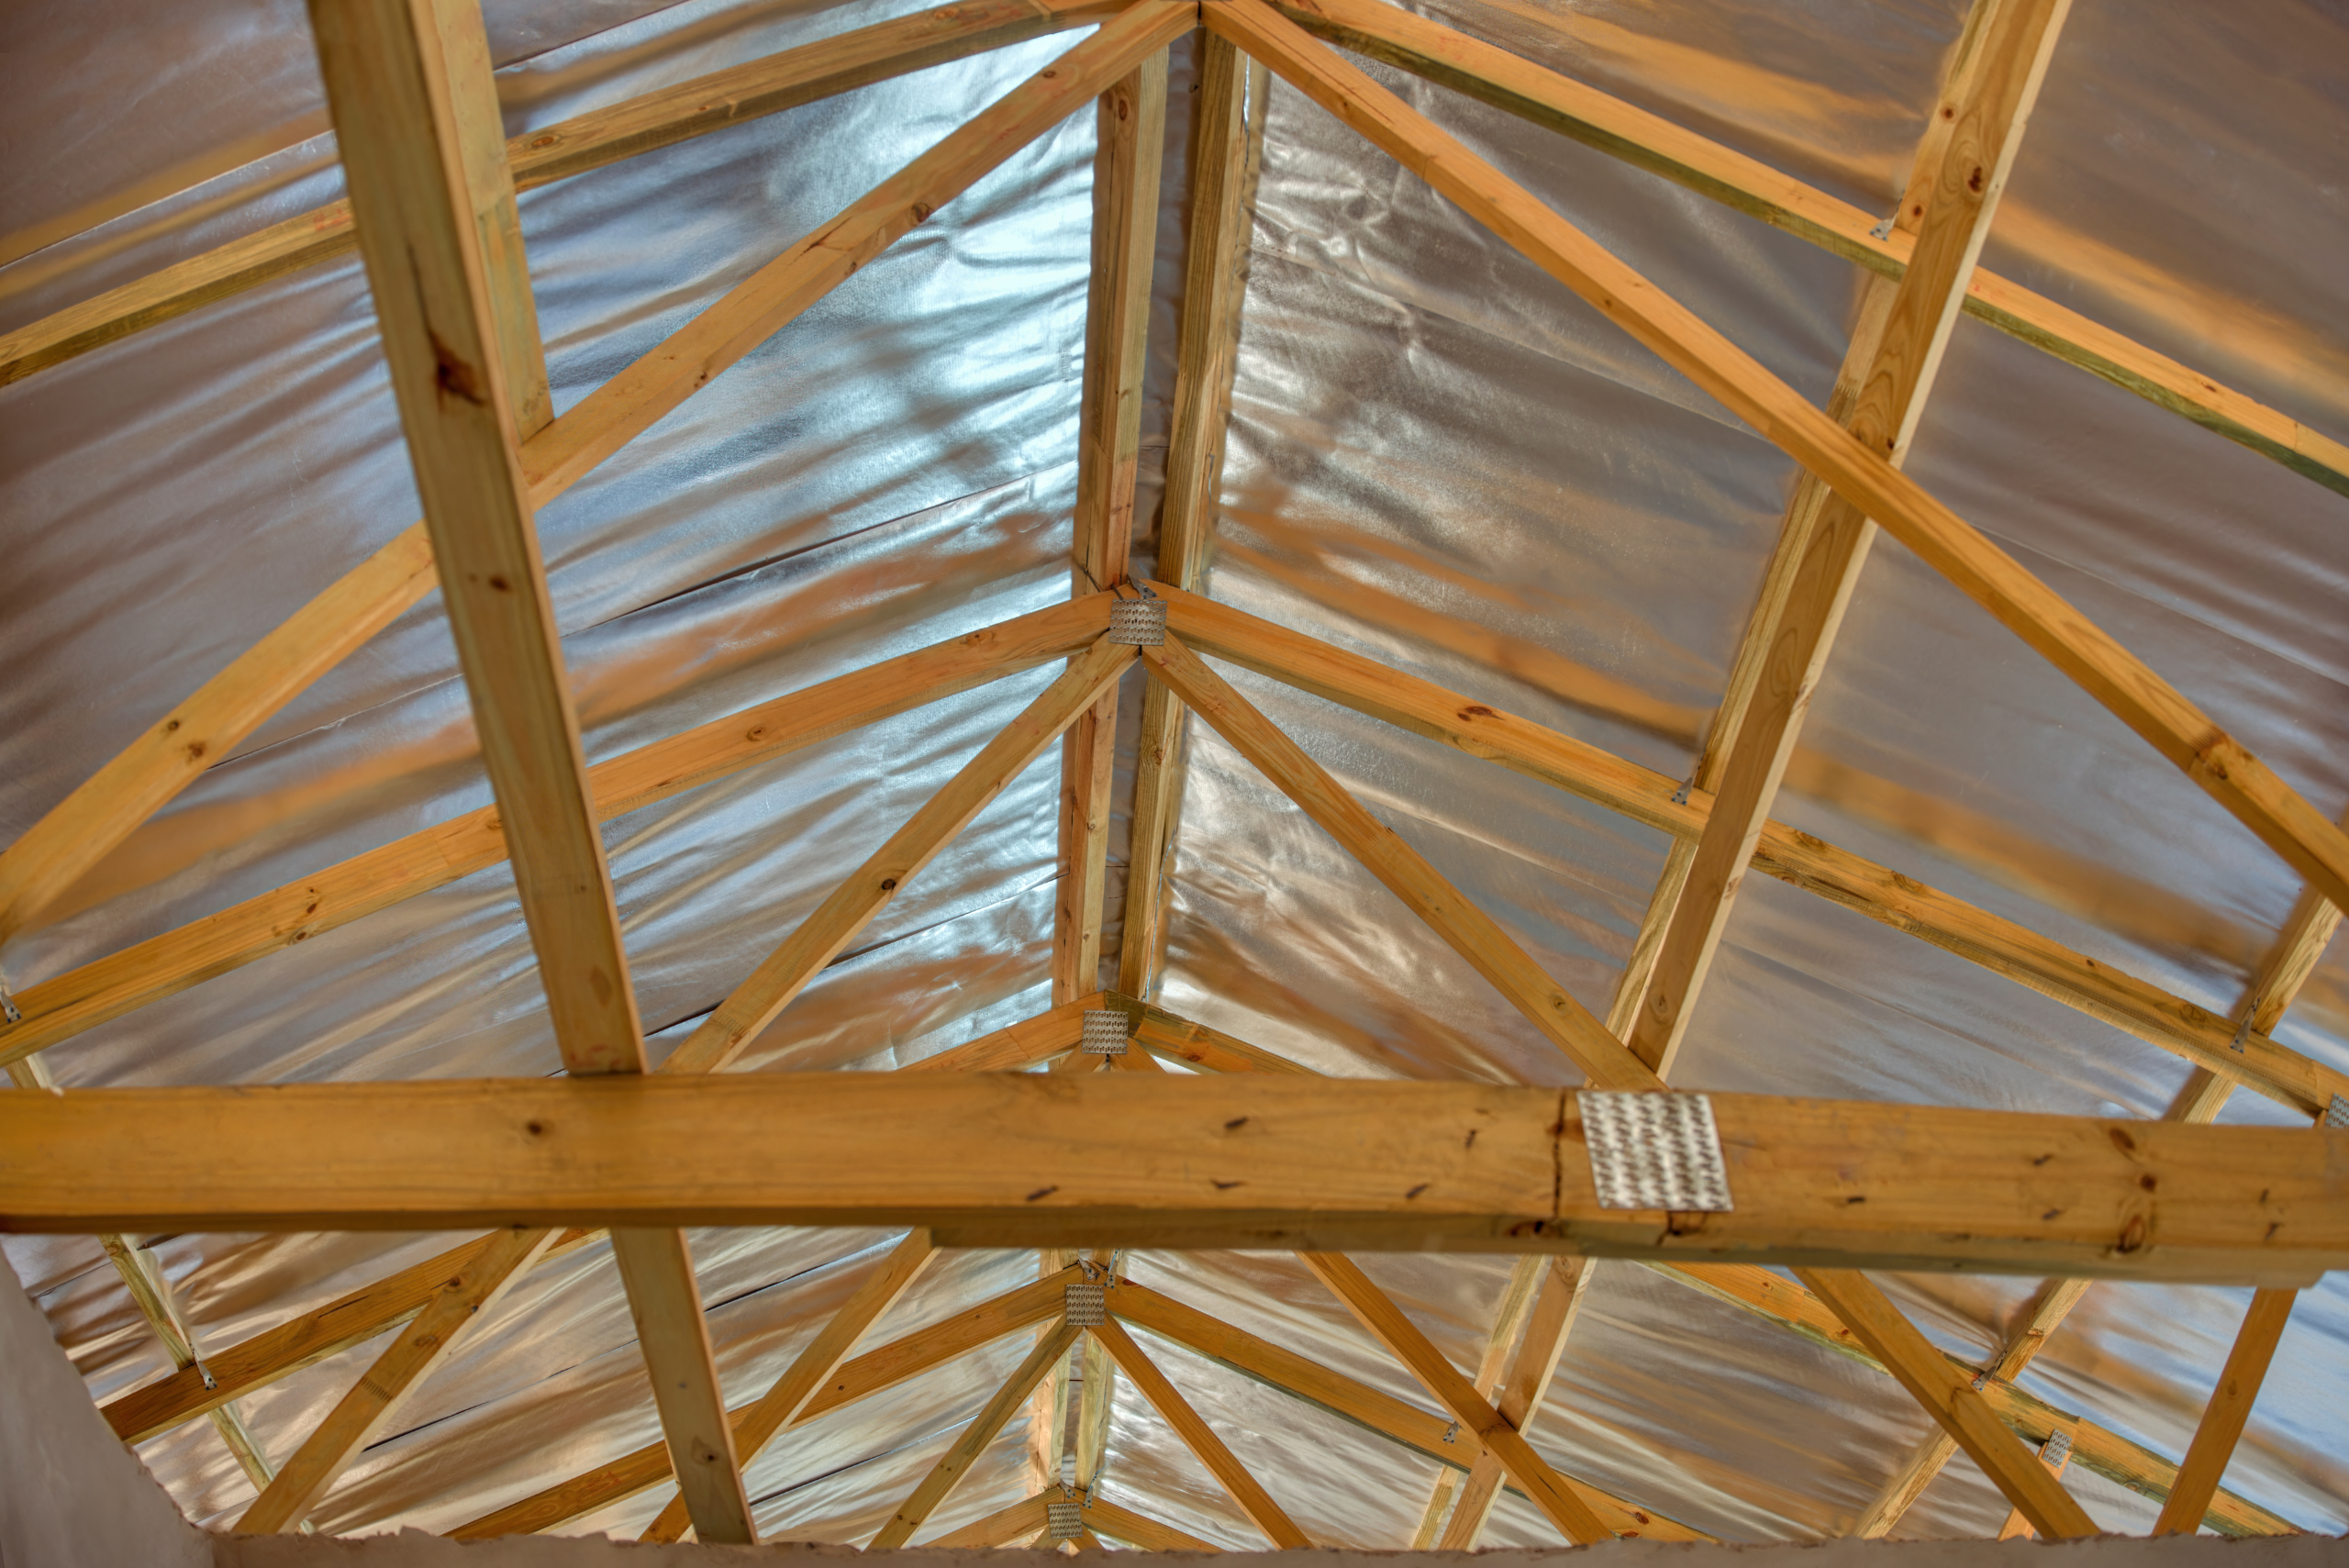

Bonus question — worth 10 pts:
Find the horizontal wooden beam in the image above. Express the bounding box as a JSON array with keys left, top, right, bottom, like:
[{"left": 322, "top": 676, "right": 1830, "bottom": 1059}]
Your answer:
[
  {"left": 1264, "top": 0, "right": 2349, "bottom": 502},
  {"left": 0, "top": 0, "right": 1126, "bottom": 388},
  {"left": 1151, "top": 584, "right": 2349, "bottom": 1121},
  {"left": 1210, "top": 0, "right": 2349, "bottom": 918},
  {"left": 8, "top": 1075, "right": 2343, "bottom": 1281},
  {"left": 0, "top": 596, "right": 1108, "bottom": 1067}
]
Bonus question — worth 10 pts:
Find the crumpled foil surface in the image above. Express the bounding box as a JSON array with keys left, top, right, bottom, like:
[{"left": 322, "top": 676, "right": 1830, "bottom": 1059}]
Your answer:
[{"left": 3, "top": 0, "right": 2343, "bottom": 1546}]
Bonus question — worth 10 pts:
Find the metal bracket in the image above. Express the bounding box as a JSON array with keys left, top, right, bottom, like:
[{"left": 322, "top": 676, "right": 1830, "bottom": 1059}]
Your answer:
[
  {"left": 1442, "top": 1420, "right": 1460, "bottom": 1444},
  {"left": 1107, "top": 595, "right": 1167, "bottom": 646},
  {"left": 1080, "top": 1009, "right": 1131, "bottom": 1056},
  {"left": 0, "top": 977, "right": 19, "bottom": 1027},
  {"left": 1577, "top": 1091, "right": 1734, "bottom": 1212},
  {"left": 2326, "top": 1094, "right": 2349, "bottom": 1130},
  {"left": 2040, "top": 1428, "right": 2072, "bottom": 1467},
  {"left": 1670, "top": 776, "right": 1693, "bottom": 807},
  {"left": 1047, "top": 1499, "right": 1085, "bottom": 1540},
  {"left": 1065, "top": 1279, "right": 1107, "bottom": 1327},
  {"left": 1869, "top": 212, "right": 1898, "bottom": 241},
  {"left": 2231, "top": 1012, "right": 2253, "bottom": 1053}
]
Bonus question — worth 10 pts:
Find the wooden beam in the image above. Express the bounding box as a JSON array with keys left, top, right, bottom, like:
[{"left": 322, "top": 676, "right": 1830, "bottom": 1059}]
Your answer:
[
  {"left": 0, "top": 598, "right": 1108, "bottom": 1068},
  {"left": 662, "top": 638, "right": 1134, "bottom": 1078},
  {"left": 1998, "top": 1430, "right": 2077, "bottom": 1540},
  {"left": 93, "top": 1229, "right": 281, "bottom": 1496},
  {"left": 1299, "top": 1252, "right": 1611, "bottom": 1544},
  {"left": 311, "top": 0, "right": 644, "bottom": 1073},
  {"left": 1408, "top": 1253, "right": 1543, "bottom": 1544},
  {"left": 1090, "top": 1317, "right": 1312, "bottom": 1546},
  {"left": 1620, "top": 0, "right": 2071, "bottom": 1075},
  {"left": 1111, "top": 989, "right": 1317, "bottom": 1074},
  {"left": 451, "top": 1265, "right": 1079, "bottom": 1538},
  {"left": 1150, "top": 585, "right": 2349, "bottom": 1120},
  {"left": 1795, "top": 1269, "right": 2095, "bottom": 1539},
  {"left": 236, "top": 1225, "right": 555, "bottom": 1532},
  {"left": 1056, "top": 49, "right": 1167, "bottom": 1006},
  {"left": 637, "top": 1229, "right": 938, "bottom": 1542},
  {"left": 927, "top": 1491, "right": 1052, "bottom": 1550},
  {"left": 0, "top": 0, "right": 1127, "bottom": 388},
  {"left": 14, "top": 1075, "right": 2349, "bottom": 1280},
  {"left": 1117, "top": 28, "right": 1263, "bottom": 997},
  {"left": 1434, "top": 1258, "right": 1597, "bottom": 1548},
  {"left": 1109, "top": 1278, "right": 1703, "bottom": 1540},
  {"left": 607, "top": 1229, "right": 755, "bottom": 1543},
  {"left": 0, "top": 2, "right": 1186, "bottom": 1008},
  {"left": 1074, "top": 1325, "right": 1118, "bottom": 1490},
  {"left": 2153, "top": 1287, "right": 2299, "bottom": 1535},
  {"left": 1256, "top": 0, "right": 2349, "bottom": 503},
  {"left": 1082, "top": 1493, "right": 1225, "bottom": 1551},
  {"left": 1141, "top": 633, "right": 1662, "bottom": 1092},
  {"left": 869, "top": 1318, "right": 1083, "bottom": 1547},
  {"left": 1207, "top": 0, "right": 2349, "bottom": 918}
]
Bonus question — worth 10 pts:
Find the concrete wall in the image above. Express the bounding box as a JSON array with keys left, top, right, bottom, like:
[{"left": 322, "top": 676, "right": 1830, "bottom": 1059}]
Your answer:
[{"left": 6, "top": 1261, "right": 2341, "bottom": 1567}]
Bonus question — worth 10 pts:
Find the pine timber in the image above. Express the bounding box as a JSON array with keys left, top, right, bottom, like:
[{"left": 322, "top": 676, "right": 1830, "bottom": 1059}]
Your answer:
[
  {"left": 1150, "top": 584, "right": 2349, "bottom": 1120},
  {"left": 1056, "top": 49, "right": 1166, "bottom": 1006},
  {"left": 1117, "top": 990, "right": 1318, "bottom": 1074},
  {"left": 1259, "top": 0, "right": 2349, "bottom": 503},
  {"left": 1208, "top": 0, "right": 2349, "bottom": 919},
  {"left": 636, "top": 1229, "right": 939, "bottom": 1540},
  {"left": 1141, "top": 632, "right": 1666, "bottom": 1093},
  {"left": 1413, "top": 1256, "right": 1549, "bottom": 1547},
  {"left": 1998, "top": 1432, "right": 2077, "bottom": 1540},
  {"left": 1795, "top": 1269, "right": 2097, "bottom": 1539},
  {"left": 1118, "top": 27, "right": 1262, "bottom": 995},
  {"left": 1300, "top": 1251, "right": 1613, "bottom": 1543},
  {"left": 1621, "top": 0, "right": 2070, "bottom": 1076},
  {"left": 1108, "top": 1277, "right": 1705, "bottom": 1541},
  {"left": 14, "top": 1075, "right": 2349, "bottom": 1281},
  {"left": 451, "top": 1265, "right": 1082, "bottom": 1539},
  {"left": 94, "top": 1228, "right": 280, "bottom": 1496},
  {"left": 927, "top": 1492, "right": 1052, "bottom": 1550},
  {"left": 1080, "top": 1493, "right": 1226, "bottom": 1551},
  {"left": 0, "top": 0, "right": 1129, "bottom": 389},
  {"left": 1074, "top": 1324, "right": 1117, "bottom": 1488},
  {"left": 1435, "top": 1257, "right": 1596, "bottom": 1548},
  {"left": 2153, "top": 1287, "right": 2299, "bottom": 1535},
  {"left": 0, "top": 3, "right": 1184, "bottom": 1015},
  {"left": 662, "top": 638, "right": 1134, "bottom": 1078},
  {"left": 0, "top": 597, "right": 1109, "bottom": 1068},
  {"left": 1091, "top": 1317, "right": 1312, "bottom": 1545},
  {"left": 868, "top": 1318, "right": 1083, "bottom": 1547},
  {"left": 607, "top": 1229, "right": 756, "bottom": 1542},
  {"left": 235, "top": 1226, "right": 558, "bottom": 1533}
]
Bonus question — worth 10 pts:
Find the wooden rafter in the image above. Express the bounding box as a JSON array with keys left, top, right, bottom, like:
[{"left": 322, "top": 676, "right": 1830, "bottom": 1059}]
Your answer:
[
  {"left": 868, "top": 1318, "right": 1084, "bottom": 1547},
  {"left": 1090, "top": 1317, "right": 1312, "bottom": 1546},
  {"left": 452, "top": 1263, "right": 1085, "bottom": 1539},
  {"left": 663, "top": 637, "right": 1133, "bottom": 1079},
  {"left": 0, "top": 2, "right": 1189, "bottom": 1014},
  {"left": 607, "top": 1229, "right": 756, "bottom": 1542},
  {"left": 0, "top": 0, "right": 1129, "bottom": 389},
  {"left": 2152, "top": 1287, "right": 2299, "bottom": 1535},
  {"left": 1208, "top": 0, "right": 2349, "bottom": 917},
  {"left": 1140, "top": 632, "right": 1665, "bottom": 1092},
  {"left": 1118, "top": 27, "right": 1264, "bottom": 996},
  {"left": 1794, "top": 1269, "right": 2097, "bottom": 1539},
  {"left": 1149, "top": 584, "right": 2349, "bottom": 1120},
  {"left": 0, "top": 597, "right": 1109, "bottom": 1068},
  {"left": 1408, "top": 1254, "right": 1545, "bottom": 1544},
  {"left": 1055, "top": 45, "right": 1167, "bottom": 1003},
  {"left": 1617, "top": 0, "right": 2072, "bottom": 1074},
  {"left": 1433, "top": 1259, "right": 1595, "bottom": 1548},
  {"left": 1259, "top": 0, "right": 2349, "bottom": 502}
]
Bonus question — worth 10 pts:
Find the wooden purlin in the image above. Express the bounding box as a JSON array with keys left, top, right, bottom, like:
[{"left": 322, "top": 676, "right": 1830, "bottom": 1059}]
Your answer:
[{"left": 867, "top": 1318, "right": 1084, "bottom": 1547}]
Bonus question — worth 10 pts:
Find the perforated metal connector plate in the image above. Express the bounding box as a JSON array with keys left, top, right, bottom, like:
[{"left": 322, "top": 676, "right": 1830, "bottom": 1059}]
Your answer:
[
  {"left": 1108, "top": 596, "right": 1167, "bottom": 645},
  {"left": 1080, "top": 1009, "right": 1130, "bottom": 1055},
  {"left": 2328, "top": 1093, "right": 2349, "bottom": 1130},
  {"left": 1047, "top": 1500, "right": 1084, "bottom": 1540},
  {"left": 1577, "top": 1091, "right": 1733, "bottom": 1212},
  {"left": 2041, "top": 1429, "right": 2072, "bottom": 1466},
  {"left": 1065, "top": 1279, "right": 1106, "bottom": 1326}
]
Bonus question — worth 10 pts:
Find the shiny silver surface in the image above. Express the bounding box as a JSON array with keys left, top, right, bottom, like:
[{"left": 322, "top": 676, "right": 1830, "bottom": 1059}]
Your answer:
[{"left": 3, "top": 0, "right": 2345, "bottom": 1547}]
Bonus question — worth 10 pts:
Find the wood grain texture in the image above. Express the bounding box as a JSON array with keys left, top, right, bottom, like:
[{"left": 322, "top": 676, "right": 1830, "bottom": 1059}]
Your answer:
[
  {"left": 1092, "top": 1317, "right": 1312, "bottom": 1545},
  {"left": 313, "top": 0, "right": 643, "bottom": 1074},
  {"left": 0, "top": 0, "right": 1126, "bottom": 388},
  {"left": 607, "top": 1229, "right": 754, "bottom": 1543},
  {"left": 1209, "top": 0, "right": 2349, "bottom": 917},
  {"left": 0, "top": 598, "right": 1109, "bottom": 1068},
  {"left": 1435, "top": 1257, "right": 1597, "bottom": 1548},
  {"left": 663, "top": 639, "right": 1134, "bottom": 1078},
  {"left": 868, "top": 1318, "right": 1082, "bottom": 1547},
  {"left": 11, "top": 1076, "right": 2349, "bottom": 1280},
  {"left": 1300, "top": 1251, "right": 1613, "bottom": 1543},
  {"left": 2154, "top": 1286, "right": 2299, "bottom": 1535},
  {"left": 1796, "top": 1267, "right": 2098, "bottom": 1539},
  {"left": 1142, "top": 632, "right": 1662, "bottom": 1092},
  {"left": 1154, "top": 584, "right": 2349, "bottom": 1119},
  {"left": 1256, "top": 0, "right": 2349, "bottom": 502},
  {"left": 236, "top": 1226, "right": 556, "bottom": 1532},
  {"left": 452, "top": 1264, "right": 1078, "bottom": 1538},
  {"left": 1622, "top": 0, "right": 2070, "bottom": 1076}
]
